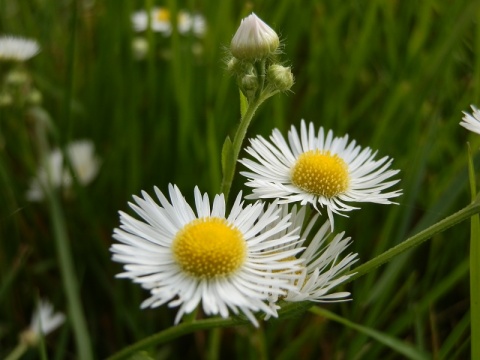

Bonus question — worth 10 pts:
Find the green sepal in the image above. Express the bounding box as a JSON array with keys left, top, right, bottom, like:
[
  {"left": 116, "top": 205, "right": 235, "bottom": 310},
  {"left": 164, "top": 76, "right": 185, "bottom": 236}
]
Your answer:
[{"left": 239, "top": 90, "right": 248, "bottom": 118}]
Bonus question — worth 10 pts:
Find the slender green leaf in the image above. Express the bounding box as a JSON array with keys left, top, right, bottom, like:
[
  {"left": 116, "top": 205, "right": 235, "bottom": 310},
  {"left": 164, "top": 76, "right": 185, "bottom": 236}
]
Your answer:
[{"left": 310, "top": 307, "right": 430, "bottom": 360}]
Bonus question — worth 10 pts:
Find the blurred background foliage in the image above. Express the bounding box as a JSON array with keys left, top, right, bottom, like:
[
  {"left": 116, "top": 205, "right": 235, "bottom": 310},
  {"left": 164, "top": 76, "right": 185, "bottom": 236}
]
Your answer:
[{"left": 1, "top": 0, "right": 480, "bottom": 358}]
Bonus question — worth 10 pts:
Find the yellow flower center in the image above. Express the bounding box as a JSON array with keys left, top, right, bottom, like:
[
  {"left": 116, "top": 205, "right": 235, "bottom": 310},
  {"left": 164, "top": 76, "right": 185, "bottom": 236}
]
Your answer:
[
  {"left": 155, "top": 9, "right": 170, "bottom": 22},
  {"left": 172, "top": 217, "right": 247, "bottom": 279},
  {"left": 291, "top": 150, "right": 349, "bottom": 198}
]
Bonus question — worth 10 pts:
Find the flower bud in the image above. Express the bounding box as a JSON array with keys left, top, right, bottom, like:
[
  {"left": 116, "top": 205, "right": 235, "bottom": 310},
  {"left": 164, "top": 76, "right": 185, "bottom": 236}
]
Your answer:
[
  {"left": 27, "top": 88, "right": 43, "bottom": 105},
  {"left": 132, "top": 36, "right": 149, "bottom": 60},
  {"left": 230, "top": 13, "right": 279, "bottom": 61},
  {"left": 267, "top": 64, "right": 294, "bottom": 91},
  {"left": 240, "top": 74, "right": 259, "bottom": 99},
  {"left": 0, "top": 92, "right": 13, "bottom": 107},
  {"left": 5, "top": 69, "right": 29, "bottom": 86}
]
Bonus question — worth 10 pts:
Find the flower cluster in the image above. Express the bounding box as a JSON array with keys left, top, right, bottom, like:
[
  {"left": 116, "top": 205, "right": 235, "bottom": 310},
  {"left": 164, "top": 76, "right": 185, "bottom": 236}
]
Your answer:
[
  {"left": 227, "top": 13, "right": 293, "bottom": 102},
  {"left": 130, "top": 7, "right": 207, "bottom": 61},
  {"left": 131, "top": 7, "right": 206, "bottom": 37},
  {"left": 110, "top": 13, "right": 401, "bottom": 327}
]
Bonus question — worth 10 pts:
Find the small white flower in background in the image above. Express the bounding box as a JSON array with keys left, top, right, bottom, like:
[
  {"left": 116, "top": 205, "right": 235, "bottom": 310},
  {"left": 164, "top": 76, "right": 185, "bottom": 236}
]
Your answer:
[
  {"left": 21, "top": 299, "right": 65, "bottom": 347},
  {"left": 132, "top": 36, "right": 149, "bottom": 60},
  {"left": 111, "top": 184, "right": 304, "bottom": 327},
  {"left": 26, "top": 140, "right": 101, "bottom": 201},
  {"left": 262, "top": 205, "right": 358, "bottom": 316},
  {"left": 131, "top": 7, "right": 206, "bottom": 37},
  {"left": 460, "top": 105, "right": 480, "bottom": 135},
  {"left": 0, "top": 35, "right": 40, "bottom": 62},
  {"left": 230, "top": 13, "right": 279, "bottom": 61},
  {"left": 240, "top": 120, "right": 402, "bottom": 228}
]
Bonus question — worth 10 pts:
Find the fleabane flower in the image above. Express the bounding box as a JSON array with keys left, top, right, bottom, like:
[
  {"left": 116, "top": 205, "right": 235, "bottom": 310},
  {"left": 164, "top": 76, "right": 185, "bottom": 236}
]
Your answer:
[
  {"left": 0, "top": 35, "right": 40, "bottom": 62},
  {"left": 131, "top": 7, "right": 206, "bottom": 37},
  {"left": 240, "top": 120, "right": 402, "bottom": 228},
  {"left": 21, "top": 299, "right": 65, "bottom": 347},
  {"left": 110, "top": 185, "right": 305, "bottom": 327},
  {"left": 261, "top": 205, "right": 358, "bottom": 316},
  {"left": 230, "top": 13, "right": 279, "bottom": 61},
  {"left": 26, "top": 140, "right": 101, "bottom": 201},
  {"left": 460, "top": 105, "right": 480, "bottom": 135}
]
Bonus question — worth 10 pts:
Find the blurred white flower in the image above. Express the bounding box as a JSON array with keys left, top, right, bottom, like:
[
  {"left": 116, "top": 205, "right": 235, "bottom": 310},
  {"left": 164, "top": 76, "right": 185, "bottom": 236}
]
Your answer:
[
  {"left": 131, "top": 7, "right": 206, "bottom": 37},
  {"left": 21, "top": 299, "right": 65, "bottom": 347},
  {"left": 26, "top": 140, "right": 101, "bottom": 201},
  {"left": 460, "top": 105, "right": 480, "bottom": 135},
  {"left": 0, "top": 35, "right": 40, "bottom": 62}
]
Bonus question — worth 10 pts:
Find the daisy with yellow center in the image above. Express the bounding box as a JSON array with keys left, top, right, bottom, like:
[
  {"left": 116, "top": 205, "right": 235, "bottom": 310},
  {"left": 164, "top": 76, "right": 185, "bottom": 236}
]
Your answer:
[
  {"left": 261, "top": 205, "right": 358, "bottom": 316},
  {"left": 240, "top": 120, "right": 402, "bottom": 227},
  {"left": 460, "top": 104, "right": 480, "bottom": 135},
  {"left": 110, "top": 185, "right": 305, "bottom": 326}
]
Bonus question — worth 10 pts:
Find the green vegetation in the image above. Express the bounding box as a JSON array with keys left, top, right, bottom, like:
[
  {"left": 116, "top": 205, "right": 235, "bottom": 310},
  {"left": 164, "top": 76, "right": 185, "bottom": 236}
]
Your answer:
[{"left": 1, "top": 0, "right": 479, "bottom": 358}]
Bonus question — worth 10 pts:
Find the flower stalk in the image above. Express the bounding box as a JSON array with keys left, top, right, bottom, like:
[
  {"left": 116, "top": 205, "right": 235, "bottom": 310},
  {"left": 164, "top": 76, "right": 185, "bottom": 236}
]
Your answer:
[
  {"left": 467, "top": 143, "right": 480, "bottom": 360},
  {"left": 344, "top": 194, "right": 480, "bottom": 284}
]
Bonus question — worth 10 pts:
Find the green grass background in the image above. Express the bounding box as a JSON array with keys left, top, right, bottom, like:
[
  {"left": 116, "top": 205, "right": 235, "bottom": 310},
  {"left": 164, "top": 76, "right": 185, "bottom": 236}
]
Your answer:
[{"left": 1, "top": 0, "right": 480, "bottom": 358}]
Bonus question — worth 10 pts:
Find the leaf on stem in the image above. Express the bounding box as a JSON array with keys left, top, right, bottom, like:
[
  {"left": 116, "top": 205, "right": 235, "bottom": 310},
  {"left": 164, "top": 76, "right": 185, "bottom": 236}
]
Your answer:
[{"left": 221, "top": 136, "right": 234, "bottom": 180}]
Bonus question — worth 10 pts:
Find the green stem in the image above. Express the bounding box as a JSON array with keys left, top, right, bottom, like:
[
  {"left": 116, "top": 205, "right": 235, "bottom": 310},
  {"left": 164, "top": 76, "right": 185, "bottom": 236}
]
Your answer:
[
  {"left": 107, "top": 301, "right": 307, "bottom": 359},
  {"left": 220, "top": 89, "right": 278, "bottom": 201},
  {"left": 344, "top": 196, "right": 480, "bottom": 284},
  {"left": 5, "top": 342, "right": 28, "bottom": 360},
  {"left": 469, "top": 214, "right": 479, "bottom": 360},
  {"left": 220, "top": 96, "right": 261, "bottom": 201},
  {"left": 206, "top": 328, "right": 221, "bottom": 360},
  {"left": 47, "top": 191, "right": 93, "bottom": 359},
  {"left": 107, "top": 317, "right": 249, "bottom": 360},
  {"left": 310, "top": 307, "right": 429, "bottom": 360},
  {"left": 468, "top": 144, "right": 480, "bottom": 360}
]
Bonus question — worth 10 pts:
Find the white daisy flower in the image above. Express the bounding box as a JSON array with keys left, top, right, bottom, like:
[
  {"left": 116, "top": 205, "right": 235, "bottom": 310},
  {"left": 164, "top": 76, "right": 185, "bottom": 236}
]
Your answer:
[
  {"left": 0, "top": 35, "right": 40, "bottom": 62},
  {"left": 240, "top": 120, "right": 402, "bottom": 228},
  {"left": 131, "top": 7, "right": 206, "bottom": 37},
  {"left": 26, "top": 140, "right": 101, "bottom": 201},
  {"left": 262, "top": 205, "right": 358, "bottom": 316},
  {"left": 21, "top": 299, "right": 65, "bottom": 346},
  {"left": 110, "top": 184, "right": 305, "bottom": 327},
  {"left": 230, "top": 13, "right": 279, "bottom": 61},
  {"left": 460, "top": 104, "right": 480, "bottom": 135}
]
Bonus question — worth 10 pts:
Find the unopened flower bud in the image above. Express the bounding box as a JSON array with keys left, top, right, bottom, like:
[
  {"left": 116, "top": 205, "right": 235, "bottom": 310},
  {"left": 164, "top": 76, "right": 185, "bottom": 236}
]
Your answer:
[
  {"left": 241, "top": 73, "right": 259, "bottom": 99},
  {"left": 267, "top": 64, "right": 294, "bottom": 91},
  {"left": 27, "top": 88, "right": 43, "bottom": 105},
  {"left": 227, "top": 57, "right": 240, "bottom": 74},
  {"left": 230, "top": 13, "right": 279, "bottom": 61},
  {"left": 0, "top": 92, "right": 13, "bottom": 107},
  {"left": 5, "top": 69, "right": 29, "bottom": 86},
  {"left": 132, "top": 36, "right": 149, "bottom": 60}
]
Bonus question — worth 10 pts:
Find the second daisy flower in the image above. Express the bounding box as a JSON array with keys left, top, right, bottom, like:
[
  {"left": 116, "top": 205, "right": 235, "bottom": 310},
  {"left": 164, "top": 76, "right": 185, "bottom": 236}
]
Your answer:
[{"left": 240, "top": 120, "right": 402, "bottom": 226}]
